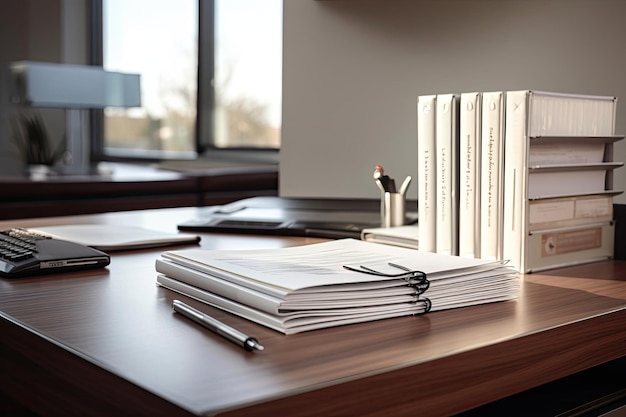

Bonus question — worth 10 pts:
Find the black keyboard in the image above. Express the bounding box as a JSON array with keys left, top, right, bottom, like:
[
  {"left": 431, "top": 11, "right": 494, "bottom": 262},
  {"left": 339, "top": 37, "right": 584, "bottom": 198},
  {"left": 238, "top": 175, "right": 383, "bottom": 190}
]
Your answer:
[{"left": 0, "top": 228, "right": 110, "bottom": 278}]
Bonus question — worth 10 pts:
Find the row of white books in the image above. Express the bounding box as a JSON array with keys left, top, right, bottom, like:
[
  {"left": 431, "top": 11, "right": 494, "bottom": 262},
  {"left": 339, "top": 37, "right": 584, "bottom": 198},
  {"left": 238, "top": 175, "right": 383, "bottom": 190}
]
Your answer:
[{"left": 417, "top": 90, "right": 623, "bottom": 273}]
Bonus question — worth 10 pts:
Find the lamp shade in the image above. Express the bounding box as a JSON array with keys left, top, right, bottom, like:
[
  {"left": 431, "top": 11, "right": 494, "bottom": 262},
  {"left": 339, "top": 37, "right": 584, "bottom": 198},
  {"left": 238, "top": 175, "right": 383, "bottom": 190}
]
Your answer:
[{"left": 10, "top": 61, "right": 141, "bottom": 109}]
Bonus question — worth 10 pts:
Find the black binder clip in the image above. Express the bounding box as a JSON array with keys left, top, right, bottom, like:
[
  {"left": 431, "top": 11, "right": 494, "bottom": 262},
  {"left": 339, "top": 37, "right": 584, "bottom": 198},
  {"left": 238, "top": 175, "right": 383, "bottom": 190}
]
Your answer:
[
  {"left": 410, "top": 279, "right": 430, "bottom": 295},
  {"left": 419, "top": 298, "right": 432, "bottom": 314},
  {"left": 343, "top": 262, "right": 430, "bottom": 294},
  {"left": 343, "top": 263, "right": 426, "bottom": 282},
  {"left": 343, "top": 262, "right": 431, "bottom": 314},
  {"left": 409, "top": 295, "right": 431, "bottom": 314}
]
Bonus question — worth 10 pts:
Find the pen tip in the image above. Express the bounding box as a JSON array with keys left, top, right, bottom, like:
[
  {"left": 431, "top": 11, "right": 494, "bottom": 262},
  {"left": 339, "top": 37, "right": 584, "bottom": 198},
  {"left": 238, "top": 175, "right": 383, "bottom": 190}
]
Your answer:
[{"left": 245, "top": 338, "right": 265, "bottom": 352}]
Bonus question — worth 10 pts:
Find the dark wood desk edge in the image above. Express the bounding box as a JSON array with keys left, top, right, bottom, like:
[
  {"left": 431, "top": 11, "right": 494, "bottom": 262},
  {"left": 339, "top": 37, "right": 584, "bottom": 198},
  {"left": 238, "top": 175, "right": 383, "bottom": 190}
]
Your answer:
[
  {"left": 220, "top": 307, "right": 626, "bottom": 417},
  {"left": 1, "top": 306, "right": 623, "bottom": 417},
  {"left": 0, "top": 312, "right": 197, "bottom": 417}
]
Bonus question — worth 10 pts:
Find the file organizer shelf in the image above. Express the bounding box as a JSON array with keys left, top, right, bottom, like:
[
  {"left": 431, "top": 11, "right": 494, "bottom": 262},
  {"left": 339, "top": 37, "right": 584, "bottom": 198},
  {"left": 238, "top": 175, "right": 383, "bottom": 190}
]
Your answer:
[{"left": 502, "top": 90, "right": 623, "bottom": 273}]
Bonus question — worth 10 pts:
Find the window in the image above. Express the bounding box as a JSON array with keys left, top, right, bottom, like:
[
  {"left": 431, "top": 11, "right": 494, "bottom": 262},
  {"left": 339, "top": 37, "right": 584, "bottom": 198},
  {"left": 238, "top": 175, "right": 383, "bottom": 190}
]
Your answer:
[
  {"left": 96, "top": 0, "right": 282, "bottom": 160},
  {"left": 210, "top": 0, "right": 282, "bottom": 150}
]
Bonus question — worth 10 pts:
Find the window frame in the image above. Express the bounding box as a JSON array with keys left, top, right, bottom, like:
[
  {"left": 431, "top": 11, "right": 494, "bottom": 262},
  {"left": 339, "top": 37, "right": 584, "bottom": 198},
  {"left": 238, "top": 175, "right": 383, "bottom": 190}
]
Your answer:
[{"left": 88, "top": 0, "right": 279, "bottom": 164}]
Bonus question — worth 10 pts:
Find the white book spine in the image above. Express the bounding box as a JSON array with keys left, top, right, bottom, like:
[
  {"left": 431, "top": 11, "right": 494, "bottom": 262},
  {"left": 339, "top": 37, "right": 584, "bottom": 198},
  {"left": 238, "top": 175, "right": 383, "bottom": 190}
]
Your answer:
[
  {"left": 417, "top": 95, "right": 437, "bottom": 252},
  {"left": 502, "top": 90, "right": 530, "bottom": 272},
  {"left": 458, "top": 92, "right": 481, "bottom": 259},
  {"left": 435, "top": 94, "right": 459, "bottom": 256},
  {"left": 479, "top": 92, "right": 505, "bottom": 261}
]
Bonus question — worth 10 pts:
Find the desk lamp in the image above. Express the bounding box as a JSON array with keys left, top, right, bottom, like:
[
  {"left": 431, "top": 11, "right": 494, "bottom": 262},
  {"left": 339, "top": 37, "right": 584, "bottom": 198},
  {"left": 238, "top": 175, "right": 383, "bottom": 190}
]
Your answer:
[{"left": 9, "top": 61, "right": 141, "bottom": 175}]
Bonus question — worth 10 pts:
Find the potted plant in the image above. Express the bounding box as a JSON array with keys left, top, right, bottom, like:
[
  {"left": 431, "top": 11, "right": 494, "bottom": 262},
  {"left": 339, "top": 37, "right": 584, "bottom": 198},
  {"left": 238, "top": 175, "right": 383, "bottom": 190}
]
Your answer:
[{"left": 10, "top": 112, "right": 67, "bottom": 173}]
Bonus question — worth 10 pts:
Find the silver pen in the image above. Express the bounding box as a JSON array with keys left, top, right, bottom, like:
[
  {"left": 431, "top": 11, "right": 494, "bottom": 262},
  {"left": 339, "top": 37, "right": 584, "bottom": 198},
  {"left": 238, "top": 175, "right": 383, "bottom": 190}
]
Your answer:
[{"left": 172, "top": 300, "right": 264, "bottom": 352}]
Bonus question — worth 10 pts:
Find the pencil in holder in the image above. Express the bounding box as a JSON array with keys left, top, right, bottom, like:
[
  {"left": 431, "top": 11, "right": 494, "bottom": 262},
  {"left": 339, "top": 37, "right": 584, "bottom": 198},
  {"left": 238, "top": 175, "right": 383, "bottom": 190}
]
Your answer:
[{"left": 373, "top": 165, "right": 411, "bottom": 227}]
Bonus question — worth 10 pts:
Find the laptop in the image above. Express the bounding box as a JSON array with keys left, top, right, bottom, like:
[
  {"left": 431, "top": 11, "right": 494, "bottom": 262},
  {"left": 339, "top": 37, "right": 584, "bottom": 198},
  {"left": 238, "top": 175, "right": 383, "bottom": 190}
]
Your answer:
[{"left": 178, "top": 196, "right": 418, "bottom": 239}]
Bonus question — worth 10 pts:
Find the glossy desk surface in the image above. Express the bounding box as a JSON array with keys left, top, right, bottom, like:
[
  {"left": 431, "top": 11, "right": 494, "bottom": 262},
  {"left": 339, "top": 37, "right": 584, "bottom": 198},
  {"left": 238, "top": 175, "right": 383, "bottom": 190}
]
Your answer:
[{"left": 0, "top": 208, "right": 625, "bottom": 417}]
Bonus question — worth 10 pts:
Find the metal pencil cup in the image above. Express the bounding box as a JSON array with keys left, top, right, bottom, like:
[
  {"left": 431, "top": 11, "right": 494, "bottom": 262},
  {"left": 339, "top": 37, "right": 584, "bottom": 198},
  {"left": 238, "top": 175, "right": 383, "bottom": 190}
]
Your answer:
[{"left": 381, "top": 192, "right": 405, "bottom": 227}]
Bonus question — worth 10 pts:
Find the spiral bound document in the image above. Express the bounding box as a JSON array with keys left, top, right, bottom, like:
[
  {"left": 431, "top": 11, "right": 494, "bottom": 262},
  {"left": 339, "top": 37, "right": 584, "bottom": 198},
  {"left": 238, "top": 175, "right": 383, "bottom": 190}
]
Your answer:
[{"left": 156, "top": 239, "right": 518, "bottom": 334}]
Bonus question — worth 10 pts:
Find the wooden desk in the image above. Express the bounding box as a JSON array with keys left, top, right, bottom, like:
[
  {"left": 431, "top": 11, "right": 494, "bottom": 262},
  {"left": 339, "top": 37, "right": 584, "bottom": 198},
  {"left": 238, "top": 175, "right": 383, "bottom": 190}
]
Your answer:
[{"left": 0, "top": 208, "right": 624, "bottom": 417}]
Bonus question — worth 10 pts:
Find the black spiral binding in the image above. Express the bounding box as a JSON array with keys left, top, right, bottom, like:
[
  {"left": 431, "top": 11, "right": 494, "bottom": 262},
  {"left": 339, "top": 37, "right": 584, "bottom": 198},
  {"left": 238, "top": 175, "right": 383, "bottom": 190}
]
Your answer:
[
  {"left": 342, "top": 262, "right": 433, "bottom": 315},
  {"left": 406, "top": 275, "right": 431, "bottom": 315},
  {"left": 414, "top": 297, "right": 432, "bottom": 314}
]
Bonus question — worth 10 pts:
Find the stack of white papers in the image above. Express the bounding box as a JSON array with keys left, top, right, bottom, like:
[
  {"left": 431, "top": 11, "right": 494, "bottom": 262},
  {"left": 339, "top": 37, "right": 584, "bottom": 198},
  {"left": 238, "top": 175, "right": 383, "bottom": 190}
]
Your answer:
[{"left": 156, "top": 239, "right": 518, "bottom": 334}]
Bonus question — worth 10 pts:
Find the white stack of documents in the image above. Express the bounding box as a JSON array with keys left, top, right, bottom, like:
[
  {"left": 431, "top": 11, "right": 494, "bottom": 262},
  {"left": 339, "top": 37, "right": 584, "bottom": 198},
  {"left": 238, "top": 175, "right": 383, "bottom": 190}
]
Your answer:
[{"left": 156, "top": 239, "right": 518, "bottom": 334}]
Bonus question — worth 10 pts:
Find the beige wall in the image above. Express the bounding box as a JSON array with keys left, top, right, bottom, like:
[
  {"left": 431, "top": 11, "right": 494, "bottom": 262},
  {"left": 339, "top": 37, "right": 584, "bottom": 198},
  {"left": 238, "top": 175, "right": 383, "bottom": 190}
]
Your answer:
[{"left": 280, "top": 0, "right": 626, "bottom": 203}]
